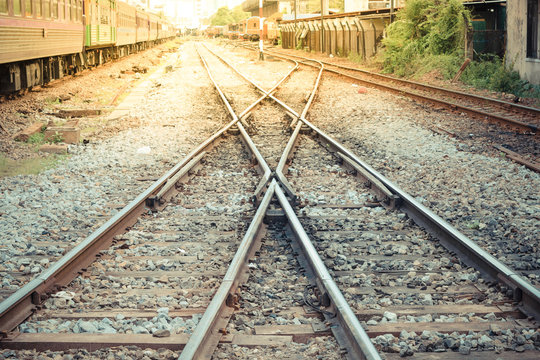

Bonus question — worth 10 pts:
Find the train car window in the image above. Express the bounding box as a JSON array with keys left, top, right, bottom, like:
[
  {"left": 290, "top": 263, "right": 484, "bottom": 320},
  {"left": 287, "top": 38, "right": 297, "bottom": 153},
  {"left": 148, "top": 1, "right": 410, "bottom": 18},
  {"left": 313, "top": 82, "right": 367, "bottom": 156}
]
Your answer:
[
  {"left": 77, "top": 0, "right": 81, "bottom": 21},
  {"left": 43, "top": 0, "right": 49, "bottom": 18},
  {"left": 59, "top": 0, "right": 63, "bottom": 19},
  {"left": 0, "top": 0, "right": 7, "bottom": 14},
  {"left": 70, "top": 0, "right": 74, "bottom": 20},
  {"left": 13, "top": 0, "right": 22, "bottom": 15},
  {"left": 52, "top": 0, "right": 57, "bottom": 18},
  {"left": 36, "top": 0, "right": 42, "bottom": 17},
  {"left": 24, "top": 0, "right": 31, "bottom": 16}
]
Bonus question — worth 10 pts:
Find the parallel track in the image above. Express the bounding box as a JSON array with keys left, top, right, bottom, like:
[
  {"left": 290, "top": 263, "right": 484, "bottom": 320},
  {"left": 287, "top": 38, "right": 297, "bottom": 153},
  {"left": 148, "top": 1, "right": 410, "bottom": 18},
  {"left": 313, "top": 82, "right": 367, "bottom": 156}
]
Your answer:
[{"left": 259, "top": 46, "right": 540, "bottom": 134}]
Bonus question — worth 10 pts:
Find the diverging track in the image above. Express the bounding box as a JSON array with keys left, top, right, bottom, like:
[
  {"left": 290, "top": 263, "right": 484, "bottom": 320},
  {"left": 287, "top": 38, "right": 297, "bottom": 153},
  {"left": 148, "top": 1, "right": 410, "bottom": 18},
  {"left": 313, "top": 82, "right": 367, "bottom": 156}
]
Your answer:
[{"left": 0, "top": 42, "right": 539, "bottom": 360}]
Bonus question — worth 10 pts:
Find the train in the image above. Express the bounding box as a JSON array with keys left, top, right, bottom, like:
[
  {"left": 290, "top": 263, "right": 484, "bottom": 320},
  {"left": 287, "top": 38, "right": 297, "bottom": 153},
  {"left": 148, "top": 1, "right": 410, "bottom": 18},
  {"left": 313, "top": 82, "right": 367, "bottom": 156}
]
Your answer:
[
  {"left": 206, "top": 16, "right": 279, "bottom": 43},
  {"left": 0, "top": 0, "right": 176, "bottom": 94}
]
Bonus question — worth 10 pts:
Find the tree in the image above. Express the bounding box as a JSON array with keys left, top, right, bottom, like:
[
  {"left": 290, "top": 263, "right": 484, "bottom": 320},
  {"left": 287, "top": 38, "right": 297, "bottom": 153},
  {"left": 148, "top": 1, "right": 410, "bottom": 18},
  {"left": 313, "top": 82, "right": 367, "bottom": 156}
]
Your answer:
[
  {"left": 211, "top": 7, "right": 234, "bottom": 26},
  {"left": 231, "top": 5, "right": 250, "bottom": 23},
  {"left": 210, "top": 5, "right": 249, "bottom": 26}
]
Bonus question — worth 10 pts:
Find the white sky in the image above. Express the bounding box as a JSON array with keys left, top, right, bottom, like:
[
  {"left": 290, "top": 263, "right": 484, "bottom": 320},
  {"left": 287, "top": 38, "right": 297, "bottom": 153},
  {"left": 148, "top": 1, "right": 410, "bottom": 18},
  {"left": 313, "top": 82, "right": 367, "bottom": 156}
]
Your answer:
[{"left": 158, "top": 0, "right": 246, "bottom": 26}]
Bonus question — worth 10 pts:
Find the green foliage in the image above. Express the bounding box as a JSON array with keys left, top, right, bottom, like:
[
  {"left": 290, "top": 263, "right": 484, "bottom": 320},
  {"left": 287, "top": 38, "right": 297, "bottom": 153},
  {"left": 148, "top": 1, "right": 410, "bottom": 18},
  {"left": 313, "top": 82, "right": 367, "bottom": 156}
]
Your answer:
[
  {"left": 211, "top": 7, "right": 233, "bottom": 26},
  {"left": 27, "top": 132, "right": 45, "bottom": 144},
  {"left": 0, "top": 153, "right": 68, "bottom": 178},
  {"left": 378, "top": 0, "right": 539, "bottom": 100},
  {"left": 49, "top": 131, "right": 64, "bottom": 144},
  {"left": 461, "top": 56, "right": 540, "bottom": 98},
  {"left": 381, "top": 0, "right": 470, "bottom": 76},
  {"left": 231, "top": 5, "right": 250, "bottom": 23},
  {"left": 210, "top": 5, "right": 249, "bottom": 26}
]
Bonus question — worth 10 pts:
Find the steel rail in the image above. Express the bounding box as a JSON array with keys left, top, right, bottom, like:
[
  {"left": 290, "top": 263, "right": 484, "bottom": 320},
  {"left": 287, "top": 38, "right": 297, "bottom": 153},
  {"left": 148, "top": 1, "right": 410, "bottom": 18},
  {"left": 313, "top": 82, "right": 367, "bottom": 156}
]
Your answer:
[
  {"left": 197, "top": 43, "right": 298, "bottom": 126},
  {"left": 262, "top": 49, "right": 539, "bottom": 133},
  {"left": 190, "top": 44, "right": 384, "bottom": 359},
  {"left": 197, "top": 43, "right": 301, "bottom": 199},
  {"left": 178, "top": 46, "right": 281, "bottom": 359},
  {"left": 197, "top": 44, "right": 273, "bottom": 191},
  {"left": 202, "top": 43, "right": 302, "bottom": 121},
  {"left": 275, "top": 185, "right": 382, "bottom": 360},
  {"left": 275, "top": 58, "right": 324, "bottom": 197},
  {"left": 197, "top": 46, "right": 239, "bottom": 122},
  {"left": 179, "top": 181, "right": 276, "bottom": 359},
  {"left": 204, "top": 41, "right": 540, "bottom": 345},
  {"left": 0, "top": 117, "right": 240, "bottom": 335},
  {"left": 299, "top": 117, "right": 540, "bottom": 320},
  {"left": 279, "top": 50, "right": 540, "bottom": 119},
  {"left": 236, "top": 120, "right": 272, "bottom": 201}
]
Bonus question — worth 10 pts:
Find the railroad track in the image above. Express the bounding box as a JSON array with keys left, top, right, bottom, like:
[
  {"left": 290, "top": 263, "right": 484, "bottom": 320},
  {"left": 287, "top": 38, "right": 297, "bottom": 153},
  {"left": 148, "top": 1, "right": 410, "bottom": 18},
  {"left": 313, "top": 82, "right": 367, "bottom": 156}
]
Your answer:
[
  {"left": 242, "top": 44, "right": 539, "bottom": 173},
  {"left": 0, "top": 42, "right": 539, "bottom": 359}
]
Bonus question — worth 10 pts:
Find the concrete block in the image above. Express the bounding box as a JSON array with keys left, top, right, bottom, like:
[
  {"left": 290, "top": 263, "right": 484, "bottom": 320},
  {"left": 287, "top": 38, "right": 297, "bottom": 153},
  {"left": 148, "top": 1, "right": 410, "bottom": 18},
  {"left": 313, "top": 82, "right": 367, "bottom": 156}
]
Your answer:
[
  {"left": 44, "top": 127, "right": 80, "bottom": 144},
  {"left": 39, "top": 144, "right": 68, "bottom": 154},
  {"left": 13, "top": 123, "right": 44, "bottom": 142}
]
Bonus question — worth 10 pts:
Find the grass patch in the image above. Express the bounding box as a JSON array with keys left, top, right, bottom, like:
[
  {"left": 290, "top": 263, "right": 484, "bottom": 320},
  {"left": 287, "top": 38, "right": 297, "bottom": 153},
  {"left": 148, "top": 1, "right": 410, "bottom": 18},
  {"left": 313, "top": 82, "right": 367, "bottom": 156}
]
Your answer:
[
  {"left": 461, "top": 56, "right": 540, "bottom": 99},
  {"left": 0, "top": 153, "right": 68, "bottom": 178}
]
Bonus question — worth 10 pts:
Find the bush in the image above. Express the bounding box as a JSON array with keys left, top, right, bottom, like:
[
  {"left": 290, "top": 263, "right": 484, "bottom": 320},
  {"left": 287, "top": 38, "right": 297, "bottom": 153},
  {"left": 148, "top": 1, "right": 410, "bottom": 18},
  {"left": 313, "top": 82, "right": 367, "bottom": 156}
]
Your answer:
[
  {"left": 380, "top": 0, "right": 469, "bottom": 77},
  {"left": 461, "top": 56, "right": 540, "bottom": 98}
]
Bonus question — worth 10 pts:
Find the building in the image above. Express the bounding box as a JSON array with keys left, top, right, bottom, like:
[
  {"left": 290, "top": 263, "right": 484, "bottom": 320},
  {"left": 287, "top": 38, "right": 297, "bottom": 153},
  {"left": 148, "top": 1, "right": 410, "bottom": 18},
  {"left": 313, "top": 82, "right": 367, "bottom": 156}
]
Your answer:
[{"left": 506, "top": 0, "right": 540, "bottom": 85}]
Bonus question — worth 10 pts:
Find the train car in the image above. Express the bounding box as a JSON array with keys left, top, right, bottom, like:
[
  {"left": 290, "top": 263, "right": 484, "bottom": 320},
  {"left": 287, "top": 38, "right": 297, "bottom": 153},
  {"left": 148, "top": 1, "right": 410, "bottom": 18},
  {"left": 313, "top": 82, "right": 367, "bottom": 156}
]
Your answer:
[
  {"left": 206, "top": 25, "right": 224, "bottom": 38},
  {"left": 84, "top": 0, "right": 116, "bottom": 48},
  {"left": 135, "top": 9, "right": 148, "bottom": 45},
  {"left": 0, "top": 0, "right": 174, "bottom": 94},
  {"left": 148, "top": 12, "right": 158, "bottom": 41},
  {"left": 264, "top": 19, "right": 278, "bottom": 43},
  {"left": 116, "top": 1, "right": 136, "bottom": 52},
  {"left": 0, "top": 0, "right": 84, "bottom": 92},
  {"left": 241, "top": 17, "right": 260, "bottom": 41},
  {"left": 224, "top": 23, "right": 240, "bottom": 39}
]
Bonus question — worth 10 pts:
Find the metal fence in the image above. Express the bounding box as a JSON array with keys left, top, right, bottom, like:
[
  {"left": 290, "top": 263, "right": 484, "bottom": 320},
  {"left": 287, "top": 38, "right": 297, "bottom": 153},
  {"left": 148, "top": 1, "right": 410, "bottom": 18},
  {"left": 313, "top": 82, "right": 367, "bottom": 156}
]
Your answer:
[{"left": 280, "top": 11, "right": 391, "bottom": 59}]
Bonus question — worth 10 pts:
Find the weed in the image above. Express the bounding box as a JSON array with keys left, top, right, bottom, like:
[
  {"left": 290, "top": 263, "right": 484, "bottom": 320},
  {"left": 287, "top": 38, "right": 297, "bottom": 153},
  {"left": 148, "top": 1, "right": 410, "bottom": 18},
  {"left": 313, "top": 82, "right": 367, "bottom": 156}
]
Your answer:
[
  {"left": 45, "top": 96, "right": 61, "bottom": 105},
  {"left": 461, "top": 56, "right": 540, "bottom": 99},
  {"left": 27, "top": 132, "right": 45, "bottom": 144},
  {"left": 378, "top": 0, "right": 540, "bottom": 100},
  {"left": 348, "top": 52, "right": 365, "bottom": 64},
  {"left": 381, "top": 0, "right": 469, "bottom": 76},
  {"left": 49, "top": 131, "right": 64, "bottom": 144}
]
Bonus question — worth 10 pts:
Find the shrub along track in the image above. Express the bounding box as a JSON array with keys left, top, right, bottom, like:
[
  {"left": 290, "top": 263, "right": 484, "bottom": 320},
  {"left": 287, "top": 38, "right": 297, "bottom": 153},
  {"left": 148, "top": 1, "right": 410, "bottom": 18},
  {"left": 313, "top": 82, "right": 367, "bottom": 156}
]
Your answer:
[
  {"left": 0, "top": 42, "right": 539, "bottom": 359},
  {"left": 253, "top": 45, "right": 540, "bottom": 173}
]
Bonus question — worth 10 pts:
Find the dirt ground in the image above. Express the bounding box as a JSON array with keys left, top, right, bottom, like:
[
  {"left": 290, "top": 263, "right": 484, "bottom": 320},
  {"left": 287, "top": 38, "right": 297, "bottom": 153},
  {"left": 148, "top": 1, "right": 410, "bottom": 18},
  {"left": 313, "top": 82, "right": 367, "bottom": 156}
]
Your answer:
[{"left": 0, "top": 39, "right": 183, "bottom": 174}]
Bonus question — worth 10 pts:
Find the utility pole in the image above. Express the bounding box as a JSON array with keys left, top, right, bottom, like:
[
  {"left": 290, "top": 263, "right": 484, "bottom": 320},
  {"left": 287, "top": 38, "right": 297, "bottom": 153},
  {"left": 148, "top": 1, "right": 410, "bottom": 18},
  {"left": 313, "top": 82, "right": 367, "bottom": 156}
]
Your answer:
[
  {"left": 259, "top": 0, "right": 264, "bottom": 60},
  {"left": 321, "top": 0, "right": 328, "bottom": 53}
]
